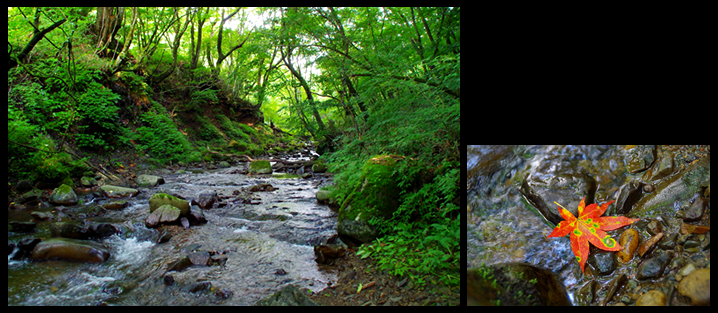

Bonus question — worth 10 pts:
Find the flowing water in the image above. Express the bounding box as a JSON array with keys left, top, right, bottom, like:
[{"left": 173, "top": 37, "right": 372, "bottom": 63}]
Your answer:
[{"left": 8, "top": 163, "right": 338, "bottom": 305}]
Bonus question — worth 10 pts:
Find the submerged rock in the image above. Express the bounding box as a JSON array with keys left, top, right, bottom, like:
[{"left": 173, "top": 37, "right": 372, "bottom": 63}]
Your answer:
[{"left": 31, "top": 238, "right": 110, "bottom": 262}]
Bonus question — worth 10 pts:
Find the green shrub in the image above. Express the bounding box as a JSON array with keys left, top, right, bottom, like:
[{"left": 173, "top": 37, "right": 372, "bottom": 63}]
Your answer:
[
  {"left": 74, "top": 82, "right": 121, "bottom": 150},
  {"left": 136, "top": 102, "right": 200, "bottom": 164}
]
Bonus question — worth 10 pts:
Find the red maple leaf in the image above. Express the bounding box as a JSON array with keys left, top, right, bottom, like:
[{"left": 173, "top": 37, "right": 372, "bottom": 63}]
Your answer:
[{"left": 547, "top": 196, "right": 639, "bottom": 273}]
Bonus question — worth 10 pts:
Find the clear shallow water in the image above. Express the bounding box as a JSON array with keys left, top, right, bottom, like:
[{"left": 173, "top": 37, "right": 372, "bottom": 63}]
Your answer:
[
  {"left": 8, "top": 166, "right": 338, "bottom": 305},
  {"left": 467, "top": 145, "right": 631, "bottom": 305}
]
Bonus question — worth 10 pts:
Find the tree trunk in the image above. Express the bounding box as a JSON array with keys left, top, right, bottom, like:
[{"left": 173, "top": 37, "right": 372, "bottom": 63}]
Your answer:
[{"left": 95, "top": 7, "right": 125, "bottom": 58}]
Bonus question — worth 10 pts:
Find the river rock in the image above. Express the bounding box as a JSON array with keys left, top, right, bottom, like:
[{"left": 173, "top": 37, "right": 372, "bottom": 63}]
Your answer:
[
  {"left": 50, "top": 222, "right": 89, "bottom": 239},
  {"left": 90, "top": 223, "right": 121, "bottom": 238},
  {"left": 611, "top": 180, "right": 644, "bottom": 215},
  {"left": 136, "top": 174, "right": 165, "bottom": 187},
  {"left": 187, "top": 205, "right": 207, "bottom": 225},
  {"left": 635, "top": 290, "right": 666, "bottom": 306},
  {"left": 678, "top": 268, "right": 710, "bottom": 305},
  {"left": 683, "top": 195, "right": 707, "bottom": 222},
  {"left": 518, "top": 165, "right": 597, "bottom": 226},
  {"left": 467, "top": 262, "right": 571, "bottom": 306},
  {"left": 599, "top": 274, "right": 627, "bottom": 306},
  {"left": 149, "top": 193, "right": 190, "bottom": 216},
  {"left": 651, "top": 151, "right": 674, "bottom": 181},
  {"left": 16, "top": 180, "right": 34, "bottom": 193},
  {"left": 636, "top": 250, "right": 672, "bottom": 280},
  {"left": 166, "top": 256, "right": 192, "bottom": 272},
  {"left": 616, "top": 228, "right": 640, "bottom": 263},
  {"left": 100, "top": 185, "right": 139, "bottom": 198},
  {"left": 17, "top": 188, "right": 43, "bottom": 204},
  {"left": 80, "top": 176, "right": 96, "bottom": 187},
  {"left": 31, "top": 211, "right": 53, "bottom": 220},
  {"left": 182, "top": 281, "right": 212, "bottom": 294},
  {"left": 254, "top": 284, "right": 317, "bottom": 306},
  {"left": 588, "top": 251, "right": 616, "bottom": 276},
  {"left": 102, "top": 200, "right": 128, "bottom": 210},
  {"left": 249, "top": 183, "right": 275, "bottom": 192},
  {"left": 316, "top": 189, "right": 331, "bottom": 203},
  {"left": 31, "top": 238, "right": 110, "bottom": 262},
  {"left": 248, "top": 160, "right": 272, "bottom": 174},
  {"left": 49, "top": 184, "right": 78, "bottom": 205},
  {"left": 188, "top": 251, "right": 212, "bottom": 266},
  {"left": 196, "top": 191, "right": 218, "bottom": 209},
  {"left": 145, "top": 204, "right": 181, "bottom": 228},
  {"left": 314, "top": 244, "right": 346, "bottom": 264},
  {"left": 625, "top": 145, "right": 656, "bottom": 174},
  {"left": 10, "top": 221, "right": 36, "bottom": 233}
]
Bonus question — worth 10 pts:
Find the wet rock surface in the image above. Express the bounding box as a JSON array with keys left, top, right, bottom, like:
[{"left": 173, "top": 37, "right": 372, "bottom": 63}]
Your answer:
[
  {"left": 468, "top": 145, "right": 710, "bottom": 306},
  {"left": 30, "top": 238, "right": 111, "bottom": 262},
  {"left": 467, "top": 262, "right": 571, "bottom": 306}
]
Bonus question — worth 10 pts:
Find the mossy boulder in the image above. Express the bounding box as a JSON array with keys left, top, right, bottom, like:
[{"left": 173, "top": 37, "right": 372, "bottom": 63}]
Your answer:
[
  {"left": 337, "top": 155, "right": 405, "bottom": 245},
  {"left": 49, "top": 184, "right": 79, "bottom": 205},
  {"left": 312, "top": 161, "right": 327, "bottom": 173},
  {"left": 316, "top": 188, "right": 339, "bottom": 210},
  {"left": 149, "top": 193, "right": 190, "bottom": 216},
  {"left": 249, "top": 160, "right": 272, "bottom": 174}
]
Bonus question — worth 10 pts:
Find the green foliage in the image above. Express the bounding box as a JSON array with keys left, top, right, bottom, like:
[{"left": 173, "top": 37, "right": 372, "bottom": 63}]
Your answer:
[
  {"left": 74, "top": 82, "right": 121, "bottom": 150},
  {"left": 216, "top": 114, "right": 250, "bottom": 142},
  {"left": 356, "top": 216, "right": 460, "bottom": 287},
  {"left": 185, "top": 88, "right": 218, "bottom": 113},
  {"left": 8, "top": 104, "right": 88, "bottom": 181},
  {"left": 136, "top": 102, "right": 200, "bottom": 165}
]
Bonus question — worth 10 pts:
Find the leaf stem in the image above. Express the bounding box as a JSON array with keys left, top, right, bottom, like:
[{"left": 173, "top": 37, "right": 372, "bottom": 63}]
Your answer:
[{"left": 554, "top": 201, "right": 568, "bottom": 211}]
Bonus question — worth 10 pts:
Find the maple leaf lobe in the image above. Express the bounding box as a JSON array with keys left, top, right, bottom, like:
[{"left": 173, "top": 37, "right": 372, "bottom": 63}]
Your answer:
[{"left": 546, "top": 196, "right": 639, "bottom": 273}]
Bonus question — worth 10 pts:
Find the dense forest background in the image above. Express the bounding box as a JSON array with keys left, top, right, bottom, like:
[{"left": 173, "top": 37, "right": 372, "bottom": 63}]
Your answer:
[{"left": 8, "top": 7, "right": 459, "bottom": 287}]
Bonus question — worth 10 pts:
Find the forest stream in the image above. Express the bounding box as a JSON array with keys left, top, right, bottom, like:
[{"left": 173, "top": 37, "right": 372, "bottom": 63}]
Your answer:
[{"left": 8, "top": 152, "right": 341, "bottom": 305}]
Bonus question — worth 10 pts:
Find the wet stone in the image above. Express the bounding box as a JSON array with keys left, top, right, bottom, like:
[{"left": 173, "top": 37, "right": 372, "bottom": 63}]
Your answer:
[
  {"left": 683, "top": 195, "right": 707, "bottom": 222},
  {"left": 588, "top": 251, "right": 617, "bottom": 276},
  {"left": 188, "top": 251, "right": 211, "bottom": 266},
  {"left": 651, "top": 151, "right": 674, "bottom": 181},
  {"left": 625, "top": 145, "right": 655, "bottom": 174},
  {"left": 678, "top": 268, "right": 710, "bottom": 306},
  {"left": 182, "top": 281, "right": 212, "bottom": 294},
  {"left": 636, "top": 290, "right": 666, "bottom": 306},
  {"left": 617, "top": 228, "right": 640, "bottom": 263},
  {"left": 637, "top": 250, "right": 672, "bottom": 280}
]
